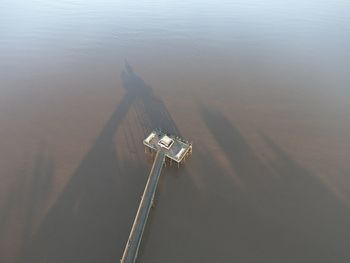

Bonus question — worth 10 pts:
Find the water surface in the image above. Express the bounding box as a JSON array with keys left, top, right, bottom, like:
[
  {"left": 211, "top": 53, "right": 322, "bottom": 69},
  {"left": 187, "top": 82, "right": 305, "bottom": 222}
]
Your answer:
[{"left": 1, "top": 1, "right": 350, "bottom": 262}]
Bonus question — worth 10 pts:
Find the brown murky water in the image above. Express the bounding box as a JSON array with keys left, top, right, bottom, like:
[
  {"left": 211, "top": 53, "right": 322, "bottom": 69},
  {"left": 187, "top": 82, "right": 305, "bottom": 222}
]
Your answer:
[{"left": 1, "top": 1, "right": 350, "bottom": 262}]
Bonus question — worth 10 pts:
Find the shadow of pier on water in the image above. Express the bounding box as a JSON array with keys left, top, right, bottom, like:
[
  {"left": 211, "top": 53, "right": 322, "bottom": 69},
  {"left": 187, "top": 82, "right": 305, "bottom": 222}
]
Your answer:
[
  {"left": 17, "top": 62, "right": 181, "bottom": 263},
  {"left": 199, "top": 106, "right": 350, "bottom": 263}
]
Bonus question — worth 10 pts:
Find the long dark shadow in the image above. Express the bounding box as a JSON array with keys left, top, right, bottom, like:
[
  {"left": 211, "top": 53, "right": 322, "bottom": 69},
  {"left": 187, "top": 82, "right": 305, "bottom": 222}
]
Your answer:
[
  {"left": 0, "top": 145, "right": 54, "bottom": 263},
  {"left": 200, "top": 106, "right": 267, "bottom": 188},
  {"left": 17, "top": 62, "right": 181, "bottom": 263},
  {"left": 121, "top": 61, "right": 180, "bottom": 135},
  {"left": 200, "top": 105, "right": 350, "bottom": 263},
  {"left": 260, "top": 134, "right": 350, "bottom": 261}
]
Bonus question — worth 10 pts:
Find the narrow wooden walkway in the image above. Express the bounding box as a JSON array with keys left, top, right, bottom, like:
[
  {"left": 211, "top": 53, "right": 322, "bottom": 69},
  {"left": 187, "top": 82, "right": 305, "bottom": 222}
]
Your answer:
[{"left": 120, "top": 151, "right": 165, "bottom": 263}]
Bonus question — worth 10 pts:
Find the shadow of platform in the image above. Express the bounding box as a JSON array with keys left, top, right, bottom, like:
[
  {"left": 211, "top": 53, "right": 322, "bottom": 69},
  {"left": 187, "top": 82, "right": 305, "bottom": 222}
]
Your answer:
[
  {"left": 16, "top": 63, "right": 181, "bottom": 263},
  {"left": 198, "top": 106, "right": 350, "bottom": 263}
]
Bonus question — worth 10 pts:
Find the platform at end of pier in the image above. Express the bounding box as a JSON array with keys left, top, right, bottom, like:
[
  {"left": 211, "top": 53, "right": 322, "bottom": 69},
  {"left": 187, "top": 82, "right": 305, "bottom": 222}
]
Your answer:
[{"left": 143, "top": 130, "right": 192, "bottom": 163}]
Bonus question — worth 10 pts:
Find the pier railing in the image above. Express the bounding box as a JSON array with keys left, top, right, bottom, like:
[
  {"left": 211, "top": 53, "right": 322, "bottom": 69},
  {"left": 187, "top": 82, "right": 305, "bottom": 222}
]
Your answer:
[{"left": 120, "top": 151, "right": 165, "bottom": 263}]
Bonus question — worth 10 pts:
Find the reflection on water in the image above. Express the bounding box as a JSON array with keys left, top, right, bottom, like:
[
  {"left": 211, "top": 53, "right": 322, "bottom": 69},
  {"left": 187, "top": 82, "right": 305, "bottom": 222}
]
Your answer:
[{"left": 1, "top": 0, "right": 350, "bottom": 262}]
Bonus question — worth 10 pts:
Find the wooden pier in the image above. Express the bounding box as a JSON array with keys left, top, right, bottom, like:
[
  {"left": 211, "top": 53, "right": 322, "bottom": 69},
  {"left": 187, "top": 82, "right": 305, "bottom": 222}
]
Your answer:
[{"left": 120, "top": 131, "right": 192, "bottom": 263}]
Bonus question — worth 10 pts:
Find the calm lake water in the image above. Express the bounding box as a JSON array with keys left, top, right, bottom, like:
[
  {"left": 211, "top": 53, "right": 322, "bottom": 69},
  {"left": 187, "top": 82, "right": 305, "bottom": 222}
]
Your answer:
[{"left": 1, "top": 0, "right": 350, "bottom": 262}]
